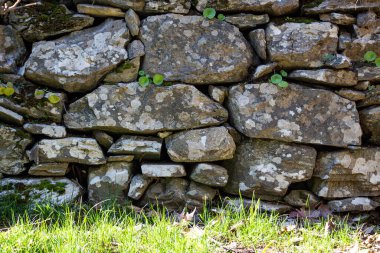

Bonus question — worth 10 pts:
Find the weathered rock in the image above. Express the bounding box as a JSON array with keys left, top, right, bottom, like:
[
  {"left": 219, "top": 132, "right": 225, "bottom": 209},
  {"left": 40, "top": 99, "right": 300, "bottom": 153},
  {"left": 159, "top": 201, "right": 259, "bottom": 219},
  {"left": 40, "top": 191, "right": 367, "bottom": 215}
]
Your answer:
[
  {"left": 248, "top": 29, "right": 267, "bottom": 60},
  {"left": 288, "top": 69, "right": 357, "bottom": 87},
  {"left": 222, "top": 139, "right": 316, "bottom": 200},
  {"left": 328, "top": 197, "right": 379, "bottom": 212},
  {"left": 354, "top": 81, "right": 370, "bottom": 91},
  {"left": 338, "top": 31, "right": 351, "bottom": 50},
  {"left": 108, "top": 135, "right": 162, "bottom": 160},
  {"left": 127, "top": 174, "right": 153, "bottom": 200},
  {"left": 107, "top": 155, "right": 134, "bottom": 162},
  {"left": 357, "top": 86, "right": 380, "bottom": 108},
  {"left": 0, "top": 25, "right": 26, "bottom": 74},
  {"left": 319, "top": 13, "right": 356, "bottom": 25},
  {"left": 88, "top": 162, "right": 133, "bottom": 203},
  {"left": 9, "top": 3, "right": 94, "bottom": 42},
  {"left": 0, "top": 178, "right": 82, "bottom": 205},
  {"left": 304, "top": 0, "right": 380, "bottom": 14},
  {"left": 141, "top": 163, "right": 186, "bottom": 177},
  {"left": 23, "top": 124, "right": 66, "bottom": 138},
  {"left": 103, "top": 58, "right": 140, "bottom": 83},
  {"left": 127, "top": 40, "right": 145, "bottom": 59},
  {"left": 125, "top": 9, "right": 140, "bottom": 37},
  {"left": 323, "top": 54, "right": 352, "bottom": 69},
  {"left": 186, "top": 181, "right": 217, "bottom": 201},
  {"left": 144, "top": 0, "right": 191, "bottom": 14},
  {"left": 357, "top": 66, "right": 380, "bottom": 82},
  {"left": 73, "top": 0, "right": 145, "bottom": 10},
  {"left": 337, "top": 89, "right": 365, "bottom": 101},
  {"left": 284, "top": 190, "right": 319, "bottom": 208},
  {"left": 360, "top": 106, "right": 380, "bottom": 145},
  {"left": 0, "top": 75, "right": 66, "bottom": 123},
  {"left": 166, "top": 127, "right": 236, "bottom": 162},
  {"left": 353, "top": 22, "right": 380, "bottom": 39},
  {"left": 64, "top": 83, "right": 228, "bottom": 134},
  {"left": 28, "top": 163, "right": 69, "bottom": 176},
  {"left": 344, "top": 38, "right": 380, "bottom": 61},
  {"left": 190, "top": 163, "right": 228, "bottom": 187},
  {"left": 266, "top": 22, "right": 338, "bottom": 68},
  {"left": 357, "top": 10, "right": 377, "bottom": 27},
  {"left": 225, "top": 198, "right": 292, "bottom": 214},
  {"left": 228, "top": 83, "right": 362, "bottom": 147},
  {"left": 252, "top": 63, "right": 277, "bottom": 80},
  {"left": 29, "top": 138, "right": 106, "bottom": 165},
  {"left": 0, "top": 106, "right": 23, "bottom": 126},
  {"left": 93, "top": 131, "right": 113, "bottom": 149},
  {"left": 24, "top": 19, "right": 130, "bottom": 93},
  {"left": 312, "top": 148, "right": 380, "bottom": 198},
  {"left": 194, "top": 0, "right": 299, "bottom": 16},
  {"left": 157, "top": 131, "right": 172, "bottom": 139},
  {"left": 208, "top": 86, "right": 228, "bottom": 104},
  {"left": 140, "top": 14, "right": 253, "bottom": 84},
  {"left": 223, "top": 123, "right": 244, "bottom": 145},
  {"left": 225, "top": 14, "right": 269, "bottom": 29},
  {"left": 76, "top": 4, "right": 124, "bottom": 17},
  {"left": 0, "top": 124, "right": 32, "bottom": 175}
]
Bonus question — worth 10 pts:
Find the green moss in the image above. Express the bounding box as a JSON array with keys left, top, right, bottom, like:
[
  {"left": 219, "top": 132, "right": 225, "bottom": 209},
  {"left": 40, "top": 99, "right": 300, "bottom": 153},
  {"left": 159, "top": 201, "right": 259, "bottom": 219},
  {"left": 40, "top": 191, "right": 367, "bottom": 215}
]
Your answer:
[
  {"left": 115, "top": 61, "right": 136, "bottom": 73},
  {"left": 282, "top": 16, "right": 317, "bottom": 24}
]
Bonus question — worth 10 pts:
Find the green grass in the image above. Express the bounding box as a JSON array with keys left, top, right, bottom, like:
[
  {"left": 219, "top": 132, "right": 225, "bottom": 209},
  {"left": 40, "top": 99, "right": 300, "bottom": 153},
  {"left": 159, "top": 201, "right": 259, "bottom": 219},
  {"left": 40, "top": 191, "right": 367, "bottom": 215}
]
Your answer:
[{"left": 0, "top": 199, "right": 361, "bottom": 253}]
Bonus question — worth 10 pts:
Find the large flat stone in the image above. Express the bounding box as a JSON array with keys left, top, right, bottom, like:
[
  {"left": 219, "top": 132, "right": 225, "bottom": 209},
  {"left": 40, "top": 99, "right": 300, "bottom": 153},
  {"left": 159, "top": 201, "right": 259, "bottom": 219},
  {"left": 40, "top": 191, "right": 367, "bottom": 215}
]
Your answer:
[
  {"left": 288, "top": 69, "right": 357, "bottom": 87},
  {"left": 28, "top": 163, "right": 69, "bottom": 176},
  {"left": 141, "top": 163, "right": 186, "bottom": 178},
  {"left": 0, "top": 25, "right": 26, "bottom": 74},
  {"left": 228, "top": 83, "right": 362, "bottom": 147},
  {"left": 140, "top": 14, "right": 253, "bottom": 84},
  {"left": 327, "top": 197, "right": 379, "bottom": 212},
  {"left": 64, "top": 83, "right": 228, "bottom": 134},
  {"left": 304, "top": 0, "right": 380, "bottom": 14},
  {"left": 23, "top": 124, "right": 66, "bottom": 138},
  {"left": 74, "top": 0, "right": 145, "bottom": 10}
]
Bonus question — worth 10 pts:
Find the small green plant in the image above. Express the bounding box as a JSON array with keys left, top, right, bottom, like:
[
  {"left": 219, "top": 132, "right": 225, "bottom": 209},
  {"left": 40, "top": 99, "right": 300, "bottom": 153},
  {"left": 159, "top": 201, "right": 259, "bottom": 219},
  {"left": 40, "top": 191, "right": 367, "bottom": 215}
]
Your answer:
[
  {"left": 270, "top": 70, "right": 288, "bottom": 88},
  {"left": 203, "top": 8, "right": 216, "bottom": 19},
  {"left": 368, "top": 85, "right": 375, "bottom": 91},
  {"left": 47, "top": 93, "right": 61, "bottom": 104},
  {"left": 217, "top": 14, "right": 225, "bottom": 21},
  {"left": 0, "top": 82, "right": 15, "bottom": 97},
  {"left": 138, "top": 71, "right": 166, "bottom": 87},
  {"left": 34, "top": 89, "right": 45, "bottom": 99},
  {"left": 375, "top": 58, "right": 380, "bottom": 67},
  {"left": 363, "top": 51, "right": 380, "bottom": 67}
]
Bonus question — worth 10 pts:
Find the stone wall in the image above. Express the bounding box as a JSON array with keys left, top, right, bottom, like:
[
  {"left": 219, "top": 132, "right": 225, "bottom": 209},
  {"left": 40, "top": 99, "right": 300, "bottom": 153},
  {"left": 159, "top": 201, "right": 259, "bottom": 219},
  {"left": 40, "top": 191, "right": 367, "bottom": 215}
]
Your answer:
[{"left": 0, "top": 0, "right": 379, "bottom": 213}]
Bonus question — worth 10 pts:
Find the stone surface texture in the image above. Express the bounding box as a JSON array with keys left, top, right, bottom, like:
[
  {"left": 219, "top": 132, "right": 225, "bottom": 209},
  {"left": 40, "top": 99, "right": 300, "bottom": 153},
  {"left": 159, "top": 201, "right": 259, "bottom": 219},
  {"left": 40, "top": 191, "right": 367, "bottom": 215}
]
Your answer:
[{"left": 0, "top": 25, "right": 26, "bottom": 74}]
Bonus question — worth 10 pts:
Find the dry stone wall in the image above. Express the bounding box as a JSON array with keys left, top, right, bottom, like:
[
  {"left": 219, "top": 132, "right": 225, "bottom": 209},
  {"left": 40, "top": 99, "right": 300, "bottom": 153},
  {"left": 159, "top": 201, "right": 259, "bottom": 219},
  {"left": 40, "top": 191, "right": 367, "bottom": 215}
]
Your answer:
[{"left": 0, "top": 0, "right": 380, "bottom": 213}]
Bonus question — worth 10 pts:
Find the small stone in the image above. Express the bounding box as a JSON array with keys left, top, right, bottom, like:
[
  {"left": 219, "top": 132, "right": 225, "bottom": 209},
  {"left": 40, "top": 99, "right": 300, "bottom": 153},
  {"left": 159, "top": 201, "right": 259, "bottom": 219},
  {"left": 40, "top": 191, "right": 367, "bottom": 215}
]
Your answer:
[
  {"left": 225, "top": 198, "right": 292, "bottom": 214},
  {"left": 319, "top": 13, "right": 356, "bottom": 25},
  {"left": 252, "top": 63, "right": 277, "bottom": 80},
  {"left": 344, "top": 38, "right": 380, "bottom": 61},
  {"left": 88, "top": 162, "right": 133, "bottom": 203},
  {"left": 166, "top": 126, "right": 236, "bottom": 162},
  {"left": 186, "top": 181, "right": 217, "bottom": 201},
  {"left": 284, "top": 190, "right": 319, "bottom": 208},
  {"left": 304, "top": 0, "right": 380, "bottom": 14},
  {"left": 360, "top": 106, "right": 380, "bottom": 145},
  {"left": 328, "top": 197, "right": 379, "bottom": 212},
  {"left": 127, "top": 40, "right": 145, "bottom": 59},
  {"left": 77, "top": 4, "right": 125, "bottom": 17},
  {"left": 74, "top": 0, "right": 145, "bottom": 10},
  {"left": 190, "top": 163, "right": 228, "bottom": 187},
  {"left": 104, "top": 58, "right": 140, "bottom": 83},
  {"left": 225, "top": 14, "right": 269, "bottom": 29},
  {"left": 288, "top": 69, "right": 357, "bottom": 87},
  {"left": 125, "top": 9, "right": 140, "bottom": 36},
  {"left": 144, "top": 0, "right": 191, "bottom": 14},
  {"left": 141, "top": 163, "right": 186, "bottom": 178},
  {"left": 108, "top": 135, "right": 162, "bottom": 160},
  {"left": 23, "top": 124, "right": 66, "bottom": 138},
  {"left": 208, "top": 86, "right": 228, "bottom": 104},
  {"left": 336, "top": 89, "right": 366, "bottom": 101},
  {"left": 157, "top": 131, "right": 172, "bottom": 139},
  {"left": 28, "top": 163, "right": 69, "bottom": 176},
  {"left": 323, "top": 54, "right": 352, "bottom": 69},
  {"left": 357, "top": 11, "right": 377, "bottom": 27},
  {"left": 248, "top": 29, "right": 267, "bottom": 60},
  {"left": 0, "top": 25, "right": 26, "bottom": 73},
  {"left": 357, "top": 86, "right": 380, "bottom": 108},
  {"left": 93, "top": 131, "right": 113, "bottom": 149},
  {"left": 0, "top": 106, "right": 24, "bottom": 126},
  {"left": 107, "top": 155, "right": 134, "bottom": 162},
  {"left": 338, "top": 31, "right": 351, "bottom": 50},
  {"left": 354, "top": 81, "right": 370, "bottom": 91},
  {"left": 128, "top": 174, "right": 153, "bottom": 200},
  {"left": 357, "top": 66, "right": 380, "bottom": 82}
]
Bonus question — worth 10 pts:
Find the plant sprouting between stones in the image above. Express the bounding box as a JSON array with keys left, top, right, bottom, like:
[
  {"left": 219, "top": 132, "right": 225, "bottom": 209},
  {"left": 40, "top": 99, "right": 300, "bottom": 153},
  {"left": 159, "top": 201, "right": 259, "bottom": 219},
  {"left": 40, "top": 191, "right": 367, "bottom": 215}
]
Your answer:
[
  {"left": 270, "top": 70, "right": 288, "bottom": 88},
  {"left": 0, "top": 81, "right": 15, "bottom": 97},
  {"left": 138, "top": 71, "right": 166, "bottom": 87},
  {"left": 363, "top": 51, "right": 380, "bottom": 67},
  {"left": 203, "top": 8, "right": 225, "bottom": 21},
  {"left": 34, "top": 88, "right": 61, "bottom": 104}
]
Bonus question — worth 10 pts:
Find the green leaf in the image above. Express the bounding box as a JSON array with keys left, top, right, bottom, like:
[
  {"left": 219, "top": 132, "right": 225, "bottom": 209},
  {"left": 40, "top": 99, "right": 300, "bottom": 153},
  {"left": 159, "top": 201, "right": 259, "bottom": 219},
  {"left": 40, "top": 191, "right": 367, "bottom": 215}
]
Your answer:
[
  {"left": 203, "top": 8, "right": 216, "bottom": 19},
  {"left": 47, "top": 94, "right": 61, "bottom": 104},
  {"left": 375, "top": 58, "right": 380, "bottom": 67},
  {"left": 3, "top": 87, "right": 14, "bottom": 97},
  {"left": 278, "top": 81, "right": 289, "bottom": 88},
  {"left": 0, "top": 87, "right": 4, "bottom": 95},
  {"left": 364, "top": 51, "right": 377, "bottom": 62},
  {"left": 138, "top": 70, "right": 145, "bottom": 76},
  {"left": 217, "top": 14, "right": 225, "bottom": 21},
  {"left": 34, "top": 89, "right": 45, "bottom": 99},
  {"left": 270, "top": 74, "right": 283, "bottom": 84},
  {"left": 138, "top": 76, "right": 150, "bottom": 87},
  {"left": 280, "top": 70, "right": 288, "bottom": 77},
  {"left": 153, "top": 74, "right": 165, "bottom": 85}
]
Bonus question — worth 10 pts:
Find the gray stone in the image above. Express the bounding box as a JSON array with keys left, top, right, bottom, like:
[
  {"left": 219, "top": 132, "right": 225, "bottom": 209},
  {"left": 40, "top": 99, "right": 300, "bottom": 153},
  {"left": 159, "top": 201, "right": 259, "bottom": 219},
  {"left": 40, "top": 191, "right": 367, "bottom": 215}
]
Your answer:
[
  {"left": 323, "top": 54, "right": 352, "bottom": 69},
  {"left": 141, "top": 163, "right": 186, "bottom": 178},
  {"left": 28, "top": 163, "right": 69, "bottom": 176},
  {"left": 127, "top": 174, "right": 153, "bottom": 200},
  {"left": 0, "top": 106, "right": 23, "bottom": 126},
  {"left": 93, "top": 131, "right": 113, "bottom": 149},
  {"left": 360, "top": 106, "right": 380, "bottom": 145},
  {"left": 225, "top": 14, "right": 269, "bottom": 29},
  {"left": 127, "top": 40, "right": 145, "bottom": 59},
  {"left": 328, "top": 197, "right": 379, "bottom": 212},
  {"left": 73, "top": 0, "right": 145, "bottom": 10},
  {"left": 252, "top": 63, "right": 277, "bottom": 80},
  {"left": 288, "top": 69, "right": 357, "bottom": 87},
  {"left": 357, "top": 86, "right": 380, "bottom": 108},
  {"left": 353, "top": 22, "right": 380, "bottom": 39},
  {"left": 284, "top": 190, "right": 319, "bottom": 208},
  {"left": 319, "top": 13, "right": 356, "bottom": 25},
  {"left": 248, "top": 29, "right": 267, "bottom": 60},
  {"left": 194, "top": 0, "right": 299, "bottom": 16},
  {"left": 338, "top": 31, "right": 351, "bottom": 50},
  {"left": 107, "top": 155, "right": 134, "bottom": 162},
  {"left": 140, "top": 14, "right": 253, "bottom": 84},
  {"left": 103, "top": 58, "right": 140, "bottom": 83},
  {"left": 9, "top": 3, "right": 94, "bottom": 42},
  {"left": 337, "top": 89, "right": 366, "bottom": 101},
  {"left": 228, "top": 83, "right": 362, "bottom": 147},
  {"left": 64, "top": 83, "right": 228, "bottom": 134},
  {"left": 144, "top": 0, "right": 191, "bottom": 14},
  {"left": 357, "top": 66, "right": 380, "bottom": 82},
  {"left": 0, "top": 124, "right": 32, "bottom": 175},
  {"left": 108, "top": 135, "right": 162, "bottom": 160},
  {"left": 312, "top": 148, "right": 380, "bottom": 198},
  {"left": 222, "top": 139, "right": 316, "bottom": 200},
  {"left": 304, "top": 0, "right": 380, "bottom": 14},
  {"left": 354, "top": 81, "right": 370, "bottom": 91},
  {"left": 166, "top": 126, "right": 236, "bottom": 162},
  {"left": 357, "top": 11, "right": 377, "bottom": 27},
  {"left": 225, "top": 198, "right": 292, "bottom": 214},
  {"left": 186, "top": 181, "right": 217, "bottom": 201},
  {"left": 24, "top": 19, "right": 130, "bottom": 93},
  {"left": 29, "top": 138, "right": 106, "bottom": 165},
  {"left": 0, "top": 25, "right": 26, "bottom": 74},
  {"left": 344, "top": 38, "right": 380, "bottom": 61},
  {"left": 88, "top": 162, "right": 133, "bottom": 203},
  {"left": 266, "top": 22, "right": 338, "bottom": 68},
  {"left": 208, "top": 86, "right": 228, "bottom": 104},
  {"left": 23, "top": 124, "right": 66, "bottom": 138},
  {"left": 223, "top": 123, "right": 244, "bottom": 145},
  {"left": 0, "top": 177, "right": 82, "bottom": 205},
  {"left": 76, "top": 4, "right": 124, "bottom": 17},
  {"left": 125, "top": 8, "right": 140, "bottom": 37},
  {"left": 190, "top": 163, "right": 228, "bottom": 187}
]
